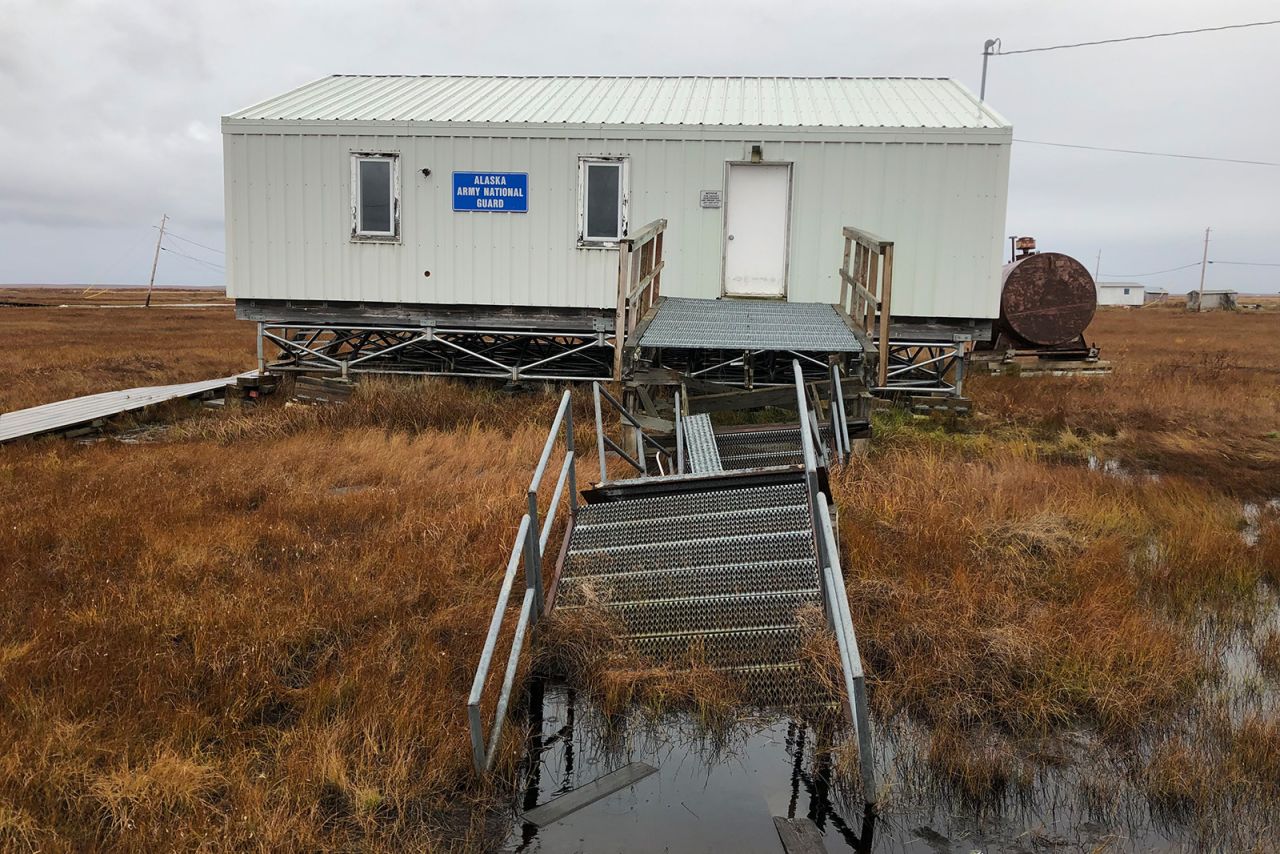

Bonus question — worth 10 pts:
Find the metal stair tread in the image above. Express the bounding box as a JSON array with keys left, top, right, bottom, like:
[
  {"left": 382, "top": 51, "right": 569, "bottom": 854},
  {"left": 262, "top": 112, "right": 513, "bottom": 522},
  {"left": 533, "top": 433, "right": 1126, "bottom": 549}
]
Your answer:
[
  {"left": 567, "top": 528, "right": 815, "bottom": 558},
  {"left": 575, "top": 482, "right": 808, "bottom": 525},
  {"left": 554, "top": 559, "right": 821, "bottom": 603},
  {"left": 617, "top": 622, "right": 803, "bottom": 640},
  {"left": 558, "top": 556, "right": 818, "bottom": 582},
  {"left": 569, "top": 587, "right": 822, "bottom": 610},
  {"left": 572, "top": 502, "right": 810, "bottom": 532},
  {"left": 569, "top": 506, "right": 814, "bottom": 550}
]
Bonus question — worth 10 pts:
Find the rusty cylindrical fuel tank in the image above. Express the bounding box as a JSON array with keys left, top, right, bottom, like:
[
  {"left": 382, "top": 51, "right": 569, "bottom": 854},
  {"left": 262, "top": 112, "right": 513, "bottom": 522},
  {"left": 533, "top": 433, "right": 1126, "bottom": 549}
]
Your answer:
[{"left": 999, "top": 252, "right": 1097, "bottom": 347}]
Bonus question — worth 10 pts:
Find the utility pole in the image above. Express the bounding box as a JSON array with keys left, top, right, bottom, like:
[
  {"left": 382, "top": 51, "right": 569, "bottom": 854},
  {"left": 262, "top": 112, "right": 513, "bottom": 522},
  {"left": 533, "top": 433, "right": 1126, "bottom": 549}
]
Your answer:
[
  {"left": 1196, "top": 226, "right": 1211, "bottom": 309},
  {"left": 980, "top": 38, "right": 1000, "bottom": 101},
  {"left": 1094, "top": 250, "right": 1102, "bottom": 282},
  {"left": 146, "top": 213, "right": 168, "bottom": 308}
]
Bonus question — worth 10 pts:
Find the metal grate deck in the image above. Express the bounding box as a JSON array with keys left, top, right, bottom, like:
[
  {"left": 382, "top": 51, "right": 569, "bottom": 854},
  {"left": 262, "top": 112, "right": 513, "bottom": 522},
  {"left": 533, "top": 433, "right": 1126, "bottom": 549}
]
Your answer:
[{"left": 637, "top": 297, "right": 864, "bottom": 353}]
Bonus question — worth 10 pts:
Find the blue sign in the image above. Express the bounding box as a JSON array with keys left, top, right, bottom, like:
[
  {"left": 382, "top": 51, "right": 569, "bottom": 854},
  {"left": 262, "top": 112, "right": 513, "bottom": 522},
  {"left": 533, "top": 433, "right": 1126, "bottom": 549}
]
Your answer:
[{"left": 452, "top": 171, "right": 528, "bottom": 212}]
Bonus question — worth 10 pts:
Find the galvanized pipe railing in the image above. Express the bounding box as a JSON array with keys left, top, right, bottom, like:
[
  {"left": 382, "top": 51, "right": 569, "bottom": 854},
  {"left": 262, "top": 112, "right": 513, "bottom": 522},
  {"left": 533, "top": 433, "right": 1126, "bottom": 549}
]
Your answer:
[
  {"left": 792, "top": 361, "right": 821, "bottom": 502},
  {"left": 816, "top": 491, "right": 877, "bottom": 802},
  {"left": 592, "top": 382, "right": 673, "bottom": 480},
  {"left": 830, "top": 365, "right": 852, "bottom": 462},
  {"left": 467, "top": 390, "right": 576, "bottom": 773},
  {"left": 788, "top": 361, "right": 829, "bottom": 473},
  {"left": 674, "top": 390, "right": 685, "bottom": 475},
  {"left": 791, "top": 359, "right": 876, "bottom": 802},
  {"left": 827, "top": 365, "right": 849, "bottom": 463}
]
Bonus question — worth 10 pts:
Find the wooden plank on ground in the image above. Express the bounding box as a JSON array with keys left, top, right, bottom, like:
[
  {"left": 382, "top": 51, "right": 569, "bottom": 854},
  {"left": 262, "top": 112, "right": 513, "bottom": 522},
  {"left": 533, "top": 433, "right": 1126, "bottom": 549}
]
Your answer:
[
  {"left": 773, "top": 816, "right": 829, "bottom": 853},
  {"left": 522, "top": 761, "right": 658, "bottom": 827}
]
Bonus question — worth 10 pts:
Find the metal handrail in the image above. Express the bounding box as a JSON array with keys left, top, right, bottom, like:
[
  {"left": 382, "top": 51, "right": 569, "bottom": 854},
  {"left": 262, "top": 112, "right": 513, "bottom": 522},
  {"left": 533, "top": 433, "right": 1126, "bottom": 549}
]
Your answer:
[
  {"left": 827, "top": 365, "right": 855, "bottom": 464},
  {"left": 592, "top": 382, "right": 673, "bottom": 480},
  {"left": 816, "top": 492, "right": 877, "bottom": 801},
  {"left": 467, "top": 390, "right": 576, "bottom": 773},
  {"left": 791, "top": 359, "right": 876, "bottom": 801},
  {"left": 831, "top": 366, "right": 852, "bottom": 461},
  {"left": 674, "top": 390, "right": 685, "bottom": 475}
]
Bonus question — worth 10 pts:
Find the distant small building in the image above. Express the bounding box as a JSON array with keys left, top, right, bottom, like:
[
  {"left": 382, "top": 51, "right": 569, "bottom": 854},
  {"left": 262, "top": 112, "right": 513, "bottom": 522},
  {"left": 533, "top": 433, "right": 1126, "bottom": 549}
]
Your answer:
[
  {"left": 1096, "top": 281, "right": 1144, "bottom": 307},
  {"left": 1187, "top": 289, "right": 1237, "bottom": 311},
  {"left": 1143, "top": 287, "right": 1168, "bottom": 304}
]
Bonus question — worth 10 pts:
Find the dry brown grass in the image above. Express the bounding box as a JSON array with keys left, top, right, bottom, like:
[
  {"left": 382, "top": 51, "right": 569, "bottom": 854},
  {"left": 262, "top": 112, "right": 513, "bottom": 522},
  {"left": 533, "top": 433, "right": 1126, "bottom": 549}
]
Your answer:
[
  {"left": 0, "top": 378, "right": 587, "bottom": 851},
  {"left": 2, "top": 292, "right": 1278, "bottom": 847},
  {"left": 0, "top": 290, "right": 250, "bottom": 412},
  {"left": 0, "top": 287, "right": 231, "bottom": 307},
  {"left": 831, "top": 450, "right": 1229, "bottom": 739},
  {"left": 970, "top": 307, "right": 1280, "bottom": 496}
]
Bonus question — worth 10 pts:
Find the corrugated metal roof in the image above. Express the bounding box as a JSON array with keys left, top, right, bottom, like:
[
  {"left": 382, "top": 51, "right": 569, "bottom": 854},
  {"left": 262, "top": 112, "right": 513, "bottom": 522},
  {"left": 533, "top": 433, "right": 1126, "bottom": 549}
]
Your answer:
[
  {"left": 227, "top": 76, "right": 1008, "bottom": 129},
  {"left": 0, "top": 373, "right": 251, "bottom": 443}
]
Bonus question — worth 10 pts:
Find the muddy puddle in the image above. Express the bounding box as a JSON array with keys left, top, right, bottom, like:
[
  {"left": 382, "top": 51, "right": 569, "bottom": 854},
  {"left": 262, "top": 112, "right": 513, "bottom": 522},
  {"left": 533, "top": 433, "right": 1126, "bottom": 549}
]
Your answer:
[{"left": 499, "top": 681, "right": 1266, "bottom": 853}]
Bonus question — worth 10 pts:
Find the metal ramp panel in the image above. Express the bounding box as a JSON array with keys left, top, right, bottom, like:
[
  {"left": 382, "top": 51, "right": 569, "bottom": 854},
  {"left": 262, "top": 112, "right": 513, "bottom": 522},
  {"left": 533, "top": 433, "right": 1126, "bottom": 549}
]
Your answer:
[
  {"left": 0, "top": 372, "right": 254, "bottom": 443},
  {"left": 636, "top": 297, "right": 864, "bottom": 353},
  {"left": 682, "top": 413, "right": 724, "bottom": 473}
]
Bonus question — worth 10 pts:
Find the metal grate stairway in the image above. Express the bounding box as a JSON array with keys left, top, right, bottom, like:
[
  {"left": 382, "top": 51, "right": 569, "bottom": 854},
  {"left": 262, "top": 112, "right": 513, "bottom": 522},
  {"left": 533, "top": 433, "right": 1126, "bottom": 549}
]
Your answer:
[
  {"left": 715, "top": 424, "right": 835, "bottom": 471},
  {"left": 554, "top": 476, "right": 833, "bottom": 707}
]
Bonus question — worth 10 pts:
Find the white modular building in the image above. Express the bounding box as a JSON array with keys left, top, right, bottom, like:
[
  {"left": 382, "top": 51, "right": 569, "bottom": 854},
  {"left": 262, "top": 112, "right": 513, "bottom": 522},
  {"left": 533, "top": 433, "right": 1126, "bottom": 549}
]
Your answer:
[
  {"left": 1096, "top": 282, "right": 1145, "bottom": 307},
  {"left": 222, "top": 76, "right": 1012, "bottom": 381}
]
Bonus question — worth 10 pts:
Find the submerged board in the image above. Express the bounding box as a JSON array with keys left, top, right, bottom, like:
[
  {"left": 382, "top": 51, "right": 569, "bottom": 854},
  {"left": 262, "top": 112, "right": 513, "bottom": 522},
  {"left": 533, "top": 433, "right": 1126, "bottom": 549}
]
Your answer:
[{"left": 521, "top": 762, "right": 658, "bottom": 827}]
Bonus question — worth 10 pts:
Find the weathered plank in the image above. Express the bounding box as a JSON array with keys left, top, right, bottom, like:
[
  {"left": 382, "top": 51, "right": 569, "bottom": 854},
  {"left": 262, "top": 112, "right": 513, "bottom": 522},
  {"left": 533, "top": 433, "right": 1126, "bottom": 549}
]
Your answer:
[
  {"left": 521, "top": 761, "right": 658, "bottom": 827},
  {"left": 773, "top": 816, "right": 829, "bottom": 853}
]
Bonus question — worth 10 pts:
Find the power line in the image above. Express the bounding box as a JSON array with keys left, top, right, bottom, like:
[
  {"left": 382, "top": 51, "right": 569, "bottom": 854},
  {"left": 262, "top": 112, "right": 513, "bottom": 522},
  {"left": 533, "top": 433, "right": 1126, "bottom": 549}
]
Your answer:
[
  {"left": 160, "top": 245, "right": 225, "bottom": 271},
  {"left": 1099, "top": 262, "right": 1202, "bottom": 278},
  {"left": 167, "top": 230, "right": 225, "bottom": 253},
  {"left": 1014, "top": 138, "right": 1280, "bottom": 167},
  {"left": 994, "top": 19, "right": 1280, "bottom": 55},
  {"left": 1209, "top": 260, "right": 1280, "bottom": 267},
  {"left": 152, "top": 225, "right": 225, "bottom": 256}
]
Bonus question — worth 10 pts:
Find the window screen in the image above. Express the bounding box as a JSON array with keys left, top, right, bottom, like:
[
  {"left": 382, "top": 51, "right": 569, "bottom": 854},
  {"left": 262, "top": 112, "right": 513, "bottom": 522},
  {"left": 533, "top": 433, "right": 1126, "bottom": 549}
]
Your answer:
[
  {"left": 581, "top": 159, "right": 624, "bottom": 243},
  {"left": 583, "top": 161, "right": 623, "bottom": 241},
  {"left": 358, "top": 159, "right": 393, "bottom": 234}
]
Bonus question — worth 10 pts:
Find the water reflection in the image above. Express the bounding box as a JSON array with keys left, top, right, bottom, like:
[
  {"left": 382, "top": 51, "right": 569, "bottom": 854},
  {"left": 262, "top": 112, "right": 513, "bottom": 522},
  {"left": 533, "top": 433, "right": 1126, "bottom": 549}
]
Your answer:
[{"left": 510, "top": 679, "right": 874, "bottom": 853}]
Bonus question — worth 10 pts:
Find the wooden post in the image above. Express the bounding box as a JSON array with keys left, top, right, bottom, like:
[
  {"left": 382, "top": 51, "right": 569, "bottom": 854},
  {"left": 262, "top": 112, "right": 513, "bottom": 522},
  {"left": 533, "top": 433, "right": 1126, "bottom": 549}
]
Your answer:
[
  {"left": 839, "top": 236, "right": 852, "bottom": 312},
  {"left": 866, "top": 250, "right": 880, "bottom": 337},
  {"left": 878, "top": 244, "right": 894, "bottom": 388},
  {"left": 614, "top": 238, "right": 631, "bottom": 381},
  {"left": 145, "top": 213, "right": 168, "bottom": 308},
  {"left": 629, "top": 248, "right": 642, "bottom": 337},
  {"left": 652, "top": 230, "right": 664, "bottom": 302}
]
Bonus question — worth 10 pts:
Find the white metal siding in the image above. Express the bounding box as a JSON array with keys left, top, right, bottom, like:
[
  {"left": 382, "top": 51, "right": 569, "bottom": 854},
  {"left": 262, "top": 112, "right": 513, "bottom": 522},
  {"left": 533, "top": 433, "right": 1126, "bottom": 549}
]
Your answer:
[{"left": 224, "top": 126, "right": 1010, "bottom": 319}]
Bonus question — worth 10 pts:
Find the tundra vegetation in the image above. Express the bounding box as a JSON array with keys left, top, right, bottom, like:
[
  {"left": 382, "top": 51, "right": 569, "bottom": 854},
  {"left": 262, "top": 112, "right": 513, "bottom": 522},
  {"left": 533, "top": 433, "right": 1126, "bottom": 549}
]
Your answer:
[{"left": 0, "top": 292, "right": 1277, "bottom": 851}]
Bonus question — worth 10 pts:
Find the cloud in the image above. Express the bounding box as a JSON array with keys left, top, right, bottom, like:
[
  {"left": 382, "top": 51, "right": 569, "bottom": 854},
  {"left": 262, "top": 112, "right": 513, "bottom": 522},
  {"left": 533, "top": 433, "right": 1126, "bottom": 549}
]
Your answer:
[{"left": 0, "top": 0, "right": 1277, "bottom": 290}]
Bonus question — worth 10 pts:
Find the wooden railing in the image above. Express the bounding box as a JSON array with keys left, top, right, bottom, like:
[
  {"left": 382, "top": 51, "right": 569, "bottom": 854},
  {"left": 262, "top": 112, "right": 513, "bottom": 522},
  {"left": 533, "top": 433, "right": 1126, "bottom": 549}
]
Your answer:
[
  {"left": 614, "top": 218, "right": 667, "bottom": 380},
  {"left": 838, "top": 227, "right": 894, "bottom": 387}
]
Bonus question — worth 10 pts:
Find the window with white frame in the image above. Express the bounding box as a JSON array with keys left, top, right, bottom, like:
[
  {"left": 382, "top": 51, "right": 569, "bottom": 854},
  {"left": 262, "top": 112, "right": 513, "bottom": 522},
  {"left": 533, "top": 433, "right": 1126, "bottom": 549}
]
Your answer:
[
  {"left": 351, "top": 153, "right": 399, "bottom": 241},
  {"left": 577, "top": 156, "right": 628, "bottom": 246}
]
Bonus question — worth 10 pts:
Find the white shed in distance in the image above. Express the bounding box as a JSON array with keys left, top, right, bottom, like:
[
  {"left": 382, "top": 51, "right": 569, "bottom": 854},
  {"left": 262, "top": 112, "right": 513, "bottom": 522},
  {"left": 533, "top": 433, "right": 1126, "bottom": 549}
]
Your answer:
[{"left": 1096, "top": 282, "right": 1145, "bottom": 307}]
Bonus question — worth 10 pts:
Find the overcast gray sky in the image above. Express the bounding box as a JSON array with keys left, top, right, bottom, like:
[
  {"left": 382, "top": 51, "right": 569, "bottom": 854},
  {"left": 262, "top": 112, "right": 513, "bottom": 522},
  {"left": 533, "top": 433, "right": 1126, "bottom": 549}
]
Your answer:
[{"left": 2, "top": 0, "right": 1277, "bottom": 292}]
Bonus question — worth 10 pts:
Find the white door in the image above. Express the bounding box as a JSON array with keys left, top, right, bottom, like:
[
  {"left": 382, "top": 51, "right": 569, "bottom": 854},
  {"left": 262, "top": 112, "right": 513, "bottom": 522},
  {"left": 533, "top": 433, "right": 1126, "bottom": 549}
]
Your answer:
[{"left": 723, "top": 163, "right": 791, "bottom": 298}]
